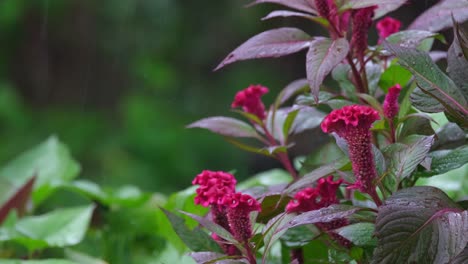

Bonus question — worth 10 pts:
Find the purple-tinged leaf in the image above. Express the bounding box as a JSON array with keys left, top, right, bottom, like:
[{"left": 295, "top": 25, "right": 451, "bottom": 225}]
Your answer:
[
  {"left": 256, "top": 194, "right": 291, "bottom": 224},
  {"left": 409, "top": 0, "right": 468, "bottom": 32},
  {"left": 181, "top": 211, "right": 238, "bottom": 244},
  {"left": 275, "top": 79, "right": 308, "bottom": 106},
  {"left": 160, "top": 208, "right": 222, "bottom": 253},
  {"left": 447, "top": 22, "right": 468, "bottom": 101},
  {"left": 383, "top": 135, "right": 434, "bottom": 183},
  {"left": 249, "top": 0, "right": 317, "bottom": 15},
  {"left": 414, "top": 146, "right": 468, "bottom": 178},
  {"left": 306, "top": 38, "right": 349, "bottom": 102},
  {"left": 188, "top": 252, "right": 247, "bottom": 264},
  {"left": 373, "top": 186, "right": 468, "bottom": 264},
  {"left": 224, "top": 137, "right": 276, "bottom": 158},
  {"left": 340, "top": 0, "right": 407, "bottom": 19},
  {"left": 262, "top": 10, "right": 316, "bottom": 21},
  {"left": 215, "top": 28, "right": 312, "bottom": 70},
  {"left": 187, "top": 117, "right": 260, "bottom": 139},
  {"left": 384, "top": 42, "right": 468, "bottom": 128},
  {"left": 285, "top": 157, "right": 350, "bottom": 194},
  {"left": 279, "top": 205, "right": 362, "bottom": 231},
  {"left": 262, "top": 213, "right": 296, "bottom": 263},
  {"left": 0, "top": 176, "right": 36, "bottom": 224},
  {"left": 429, "top": 51, "right": 447, "bottom": 62},
  {"left": 451, "top": 246, "right": 468, "bottom": 264}
]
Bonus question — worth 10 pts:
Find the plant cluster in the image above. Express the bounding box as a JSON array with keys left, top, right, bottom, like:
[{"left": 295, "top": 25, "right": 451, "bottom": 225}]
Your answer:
[{"left": 174, "top": 0, "right": 468, "bottom": 263}]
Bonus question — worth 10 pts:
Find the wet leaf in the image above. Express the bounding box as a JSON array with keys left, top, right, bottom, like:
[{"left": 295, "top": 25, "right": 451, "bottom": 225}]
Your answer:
[
  {"left": 215, "top": 28, "right": 312, "bottom": 70},
  {"left": 188, "top": 116, "right": 260, "bottom": 139},
  {"left": 306, "top": 38, "right": 350, "bottom": 102},
  {"left": 409, "top": 0, "right": 468, "bottom": 32},
  {"left": 373, "top": 186, "right": 467, "bottom": 264},
  {"left": 249, "top": 0, "right": 316, "bottom": 14},
  {"left": 414, "top": 146, "right": 468, "bottom": 178},
  {"left": 340, "top": 0, "right": 407, "bottom": 19}
]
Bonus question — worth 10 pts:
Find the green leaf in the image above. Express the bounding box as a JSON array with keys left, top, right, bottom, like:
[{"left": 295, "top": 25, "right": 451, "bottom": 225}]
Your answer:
[
  {"left": 414, "top": 146, "right": 468, "bottom": 178},
  {"left": 0, "top": 205, "right": 94, "bottom": 251},
  {"left": 256, "top": 194, "right": 291, "bottom": 224},
  {"left": 280, "top": 225, "right": 320, "bottom": 248},
  {"left": 373, "top": 186, "right": 467, "bottom": 264},
  {"left": 187, "top": 116, "right": 261, "bottom": 139},
  {"left": 306, "top": 38, "right": 350, "bottom": 102},
  {"left": 432, "top": 123, "right": 465, "bottom": 150},
  {"left": 378, "top": 64, "right": 412, "bottom": 92},
  {"left": 416, "top": 164, "right": 468, "bottom": 200},
  {"left": 237, "top": 169, "right": 292, "bottom": 190},
  {"left": 180, "top": 211, "right": 237, "bottom": 245},
  {"left": 0, "top": 176, "right": 35, "bottom": 223},
  {"left": 384, "top": 42, "right": 468, "bottom": 128},
  {"left": 386, "top": 30, "right": 443, "bottom": 49},
  {"left": 275, "top": 79, "right": 308, "bottom": 107},
  {"left": 282, "top": 109, "right": 300, "bottom": 139},
  {"left": 0, "top": 136, "right": 81, "bottom": 205},
  {"left": 336, "top": 223, "right": 376, "bottom": 247},
  {"left": 383, "top": 136, "right": 434, "bottom": 186},
  {"left": 161, "top": 208, "right": 222, "bottom": 253}
]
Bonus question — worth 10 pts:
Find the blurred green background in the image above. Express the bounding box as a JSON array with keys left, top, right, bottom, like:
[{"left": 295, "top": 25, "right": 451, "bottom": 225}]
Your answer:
[
  {"left": 0, "top": 0, "right": 294, "bottom": 194},
  {"left": 0, "top": 0, "right": 438, "bottom": 194}
]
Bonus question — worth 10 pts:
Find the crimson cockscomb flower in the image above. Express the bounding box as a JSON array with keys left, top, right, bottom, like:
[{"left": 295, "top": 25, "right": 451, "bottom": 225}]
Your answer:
[
  {"left": 221, "top": 192, "right": 261, "bottom": 243},
  {"left": 383, "top": 84, "right": 402, "bottom": 119},
  {"left": 321, "top": 105, "right": 381, "bottom": 199},
  {"left": 351, "top": 6, "right": 377, "bottom": 59},
  {"left": 192, "top": 170, "right": 236, "bottom": 207},
  {"left": 376, "top": 17, "right": 402, "bottom": 39},
  {"left": 231, "top": 85, "right": 269, "bottom": 120},
  {"left": 193, "top": 170, "right": 238, "bottom": 255},
  {"left": 286, "top": 176, "right": 350, "bottom": 247}
]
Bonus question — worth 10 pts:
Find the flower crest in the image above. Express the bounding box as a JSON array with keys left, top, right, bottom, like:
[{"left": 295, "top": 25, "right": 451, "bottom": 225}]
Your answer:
[
  {"left": 192, "top": 170, "right": 237, "bottom": 207},
  {"left": 231, "top": 84, "right": 269, "bottom": 120},
  {"left": 321, "top": 105, "right": 380, "bottom": 136}
]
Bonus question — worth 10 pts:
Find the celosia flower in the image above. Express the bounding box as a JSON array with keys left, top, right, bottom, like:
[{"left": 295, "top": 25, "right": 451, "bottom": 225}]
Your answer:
[
  {"left": 376, "top": 17, "right": 402, "bottom": 39},
  {"left": 231, "top": 85, "right": 269, "bottom": 120},
  {"left": 383, "top": 84, "right": 402, "bottom": 119},
  {"left": 221, "top": 192, "right": 261, "bottom": 242},
  {"left": 192, "top": 170, "right": 236, "bottom": 207},
  {"left": 286, "top": 176, "right": 342, "bottom": 213},
  {"left": 286, "top": 176, "right": 350, "bottom": 247},
  {"left": 351, "top": 6, "right": 377, "bottom": 59},
  {"left": 321, "top": 105, "right": 380, "bottom": 194}
]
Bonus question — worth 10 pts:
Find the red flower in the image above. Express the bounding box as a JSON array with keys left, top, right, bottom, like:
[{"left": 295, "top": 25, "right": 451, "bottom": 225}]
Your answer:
[
  {"left": 192, "top": 170, "right": 236, "bottom": 207},
  {"left": 376, "top": 17, "right": 402, "bottom": 39},
  {"left": 321, "top": 105, "right": 380, "bottom": 194},
  {"left": 220, "top": 193, "right": 261, "bottom": 242},
  {"left": 383, "top": 84, "right": 402, "bottom": 119},
  {"left": 231, "top": 85, "right": 269, "bottom": 120},
  {"left": 286, "top": 176, "right": 342, "bottom": 213},
  {"left": 351, "top": 6, "right": 377, "bottom": 59}
]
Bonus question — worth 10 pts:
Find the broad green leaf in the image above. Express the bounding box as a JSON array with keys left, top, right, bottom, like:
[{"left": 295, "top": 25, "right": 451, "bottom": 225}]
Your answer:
[
  {"left": 384, "top": 42, "right": 468, "bottom": 128},
  {"left": 386, "top": 30, "right": 443, "bottom": 49},
  {"left": 331, "top": 64, "right": 358, "bottom": 102},
  {"left": 282, "top": 109, "right": 300, "bottom": 139},
  {"left": 161, "top": 208, "right": 221, "bottom": 253},
  {"left": 416, "top": 164, "right": 468, "bottom": 200},
  {"left": 0, "top": 136, "right": 80, "bottom": 205},
  {"left": 383, "top": 136, "right": 434, "bottom": 185},
  {"left": 249, "top": 0, "right": 316, "bottom": 14},
  {"left": 0, "top": 205, "right": 94, "bottom": 251},
  {"left": 187, "top": 116, "right": 260, "bottom": 139},
  {"left": 256, "top": 194, "right": 291, "bottom": 224},
  {"left": 398, "top": 114, "right": 435, "bottom": 139},
  {"left": 262, "top": 213, "right": 295, "bottom": 262},
  {"left": 378, "top": 64, "right": 412, "bottom": 92},
  {"left": 280, "top": 225, "right": 320, "bottom": 248},
  {"left": 237, "top": 169, "right": 292, "bottom": 190},
  {"left": 409, "top": 0, "right": 468, "bottom": 32},
  {"left": 64, "top": 249, "right": 107, "bottom": 264},
  {"left": 373, "top": 186, "right": 467, "bottom": 264},
  {"left": 306, "top": 38, "right": 349, "bottom": 102},
  {"left": 215, "top": 27, "right": 312, "bottom": 70},
  {"left": 414, "top": 146, "right": 468, "bottom": 178},
  {"left": 365, "top": 62, "right": 382, "bottom": 95},
  {"left": 336, "top": 223, "right": 376, "bottom": 247}
]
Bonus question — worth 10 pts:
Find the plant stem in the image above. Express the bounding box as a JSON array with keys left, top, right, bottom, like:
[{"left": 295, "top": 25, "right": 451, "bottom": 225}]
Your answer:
[
  {"left": 245, "top": 242, "right": 257, "bottom": 264},
  {"left": 261, "top": 124, "right": 298, "bottom": 180},
  {"left": 290, "top": 248, "right": 304, "bottom": 264},
  {"left": 347, "top": 55, "right": 366, "bottom": 94},
  {"left": 368, "top": 187, "right": 383, "bottom": 206}
]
